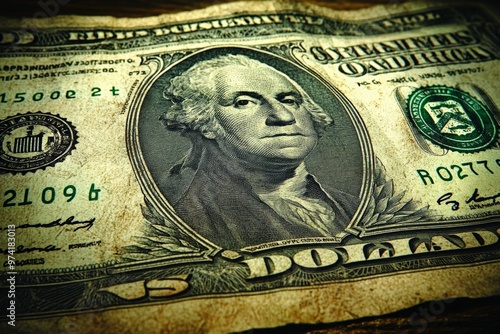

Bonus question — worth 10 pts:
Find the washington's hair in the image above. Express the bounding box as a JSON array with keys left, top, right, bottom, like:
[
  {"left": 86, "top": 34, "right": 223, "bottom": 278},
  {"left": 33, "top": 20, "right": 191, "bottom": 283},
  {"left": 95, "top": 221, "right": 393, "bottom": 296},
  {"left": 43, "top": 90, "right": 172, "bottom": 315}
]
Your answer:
[{"left": 160, "top": 54, "right": 333, "bottom": 136}]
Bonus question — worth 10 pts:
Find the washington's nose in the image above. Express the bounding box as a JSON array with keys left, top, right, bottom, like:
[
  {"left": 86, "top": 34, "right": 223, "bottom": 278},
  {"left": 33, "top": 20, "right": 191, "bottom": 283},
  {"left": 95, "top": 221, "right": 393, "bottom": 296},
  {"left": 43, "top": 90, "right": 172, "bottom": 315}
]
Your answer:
[{"left": 265, "top": 102, "right": 296, "bottom": 126}]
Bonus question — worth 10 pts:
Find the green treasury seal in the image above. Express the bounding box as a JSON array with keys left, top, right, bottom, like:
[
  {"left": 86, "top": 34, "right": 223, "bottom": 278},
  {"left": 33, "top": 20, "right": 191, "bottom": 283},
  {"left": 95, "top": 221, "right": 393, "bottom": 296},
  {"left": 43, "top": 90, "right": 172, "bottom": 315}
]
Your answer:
[
  {"left": 407, "top": 85, "right": 498, "bottom": 153},
  {"left": 0, "top": 111, "right": 78, "bottom": 174}
]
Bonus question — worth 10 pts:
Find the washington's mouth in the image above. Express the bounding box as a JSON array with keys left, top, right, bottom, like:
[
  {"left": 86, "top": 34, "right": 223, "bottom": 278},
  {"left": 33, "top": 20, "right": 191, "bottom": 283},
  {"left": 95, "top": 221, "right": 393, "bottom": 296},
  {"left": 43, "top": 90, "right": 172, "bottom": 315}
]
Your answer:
[{"left": 265, "top": 133, "right": 303, "bottom": 138}]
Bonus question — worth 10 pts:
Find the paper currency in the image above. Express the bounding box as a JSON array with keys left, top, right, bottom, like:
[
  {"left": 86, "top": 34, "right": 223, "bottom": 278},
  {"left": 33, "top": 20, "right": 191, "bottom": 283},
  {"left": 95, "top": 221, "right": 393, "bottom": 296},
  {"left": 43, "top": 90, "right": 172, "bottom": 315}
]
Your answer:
[{"left": 0, "top": 1, "right": 499, "bottom": 332}]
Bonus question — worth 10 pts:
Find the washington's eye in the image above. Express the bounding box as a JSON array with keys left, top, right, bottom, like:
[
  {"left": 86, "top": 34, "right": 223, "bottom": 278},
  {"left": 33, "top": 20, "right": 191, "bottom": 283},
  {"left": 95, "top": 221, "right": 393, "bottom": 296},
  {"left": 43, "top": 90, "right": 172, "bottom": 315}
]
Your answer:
[
  {"left": 235, "top": 100, "right": 250, "bottom": 107},
  {"left": 234, "top": 96, "right": 257, "bottom": 108},
  {"left": 281, "top": 96, "right": 299, "bottom": 106}
]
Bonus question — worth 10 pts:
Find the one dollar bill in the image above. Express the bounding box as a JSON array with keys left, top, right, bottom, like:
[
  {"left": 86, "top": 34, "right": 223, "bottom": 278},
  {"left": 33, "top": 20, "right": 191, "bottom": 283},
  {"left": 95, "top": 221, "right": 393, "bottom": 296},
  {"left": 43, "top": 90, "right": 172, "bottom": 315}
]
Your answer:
[{"left": 0, "top": 1, "right": 499, "bottom": 333}]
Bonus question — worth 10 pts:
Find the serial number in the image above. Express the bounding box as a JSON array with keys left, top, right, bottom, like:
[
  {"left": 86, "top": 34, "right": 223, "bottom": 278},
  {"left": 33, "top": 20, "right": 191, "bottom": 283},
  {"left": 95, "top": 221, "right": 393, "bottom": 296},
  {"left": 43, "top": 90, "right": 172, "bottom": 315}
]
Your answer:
[
  {"left": 2, "top": 184, "right": 101, "bottom": 207},
  {"left": 417, "top": 159, "right": 500, "bottom": 185},
  {"left": 0, "top": 87, "right": 119, "bottom": 103}
]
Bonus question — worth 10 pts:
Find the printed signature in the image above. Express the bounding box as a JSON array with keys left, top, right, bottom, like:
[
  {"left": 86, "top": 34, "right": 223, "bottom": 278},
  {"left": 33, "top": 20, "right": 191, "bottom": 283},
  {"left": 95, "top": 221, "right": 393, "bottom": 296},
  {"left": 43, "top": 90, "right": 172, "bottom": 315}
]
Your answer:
[
  {"left": 465, "top": 188, "right": 500, "bottom": 204},
  {"left": 437, "top": 188, "right": 500, "bottom": 211},
  {"left": 0, "top": 216, "right": 95, "bottom": 232}
]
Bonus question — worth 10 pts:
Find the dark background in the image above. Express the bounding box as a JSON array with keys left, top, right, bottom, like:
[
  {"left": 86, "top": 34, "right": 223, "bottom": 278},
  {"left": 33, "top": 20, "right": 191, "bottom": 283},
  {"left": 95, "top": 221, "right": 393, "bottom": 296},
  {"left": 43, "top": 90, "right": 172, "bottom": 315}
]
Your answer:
[
  {"left": 1, "top": 0, "right": 498, "bottom": 17},
  {"left": 2, "top": 1, "right": 499, "bottom": 333}
]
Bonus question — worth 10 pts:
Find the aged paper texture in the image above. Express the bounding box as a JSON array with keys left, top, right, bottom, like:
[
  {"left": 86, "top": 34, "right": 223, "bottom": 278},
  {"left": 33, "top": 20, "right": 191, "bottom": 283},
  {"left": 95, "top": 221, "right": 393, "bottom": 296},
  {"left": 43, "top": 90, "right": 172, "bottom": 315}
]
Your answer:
[{"left": 0, "top": 1, "right": 499, "bottom": 332}]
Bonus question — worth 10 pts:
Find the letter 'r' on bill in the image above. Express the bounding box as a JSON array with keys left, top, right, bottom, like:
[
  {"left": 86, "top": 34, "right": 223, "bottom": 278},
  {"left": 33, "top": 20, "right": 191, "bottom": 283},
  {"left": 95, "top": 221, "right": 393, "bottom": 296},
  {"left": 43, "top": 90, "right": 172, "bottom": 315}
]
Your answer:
[{"left": 0, "top": 0, "right": 499, "bottom": 332}]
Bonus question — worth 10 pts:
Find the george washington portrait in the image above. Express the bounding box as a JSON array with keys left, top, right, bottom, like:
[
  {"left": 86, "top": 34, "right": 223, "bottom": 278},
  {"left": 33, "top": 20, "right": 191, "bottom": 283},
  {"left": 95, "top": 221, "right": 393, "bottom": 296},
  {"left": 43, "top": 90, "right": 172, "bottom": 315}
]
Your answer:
[{"left": 138, "top": 51, "right": 363, "bottom": 249}]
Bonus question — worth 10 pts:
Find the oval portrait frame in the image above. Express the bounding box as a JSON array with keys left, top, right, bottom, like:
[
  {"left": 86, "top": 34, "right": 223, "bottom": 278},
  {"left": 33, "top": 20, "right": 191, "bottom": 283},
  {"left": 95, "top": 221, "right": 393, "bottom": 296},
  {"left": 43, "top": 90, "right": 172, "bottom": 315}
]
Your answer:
[{"left": 127, "top": 46, "right": 373, "bottom": 251}]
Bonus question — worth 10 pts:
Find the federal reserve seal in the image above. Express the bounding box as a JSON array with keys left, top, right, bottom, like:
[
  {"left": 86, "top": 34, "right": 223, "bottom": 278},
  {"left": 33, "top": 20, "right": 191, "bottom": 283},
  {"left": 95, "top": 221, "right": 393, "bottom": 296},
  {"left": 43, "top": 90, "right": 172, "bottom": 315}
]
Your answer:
[
  {"left": 407, "top": 85, "right": 498, "bottom": 153},
  {"left": 0, "top": 112, "right": 78, "bottom": 174}
]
